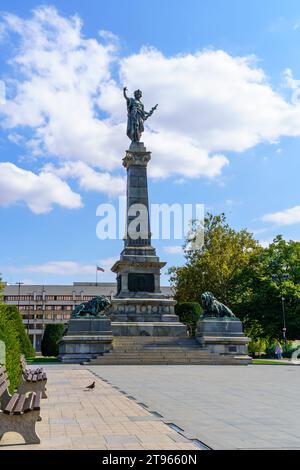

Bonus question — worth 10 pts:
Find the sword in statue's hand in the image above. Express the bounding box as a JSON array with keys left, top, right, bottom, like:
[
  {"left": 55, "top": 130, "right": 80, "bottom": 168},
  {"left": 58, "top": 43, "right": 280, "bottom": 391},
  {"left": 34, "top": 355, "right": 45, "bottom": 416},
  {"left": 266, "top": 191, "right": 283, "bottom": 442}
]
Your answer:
[{"left": 148, "top": 104, "right": 158, "bottom": 118}]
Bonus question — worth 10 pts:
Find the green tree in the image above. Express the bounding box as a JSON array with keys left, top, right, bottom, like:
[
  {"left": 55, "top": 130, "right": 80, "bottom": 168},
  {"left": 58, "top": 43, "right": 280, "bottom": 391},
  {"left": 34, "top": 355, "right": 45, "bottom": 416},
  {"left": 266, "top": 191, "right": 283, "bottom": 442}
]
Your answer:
[
  {"left": 243, "top": 318, "right": 267, "bottom": 356},
  {"left": 41, "top": 324, "right": 65, "bottom": 357},
  {"left": 175, "top": 302, "right": 202, "bottom": 336},
  {"left": 169, "top": 213, "right": 261, "bottom": 307},
  {"left": 170, "top": 217, "right": 300, "bottom": 341},
  {"left": 234, "top": 236, "right": 300, "bottom": 339}
]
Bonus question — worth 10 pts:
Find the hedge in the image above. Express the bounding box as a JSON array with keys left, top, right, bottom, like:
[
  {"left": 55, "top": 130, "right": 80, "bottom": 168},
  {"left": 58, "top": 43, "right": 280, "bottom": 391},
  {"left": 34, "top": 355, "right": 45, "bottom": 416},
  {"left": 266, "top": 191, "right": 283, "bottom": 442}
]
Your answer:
[
  {"left": 0, "top": 305, "right": 22, "bottom": 392},
  {"left": 41, "top": 323, "right": 66, "bottom": 357},
  {"left": 4, "top": 305, "right": 35, "bottom": 358},
  {"left": 175, "top": 302, "right": 202, "bottom": 336}
]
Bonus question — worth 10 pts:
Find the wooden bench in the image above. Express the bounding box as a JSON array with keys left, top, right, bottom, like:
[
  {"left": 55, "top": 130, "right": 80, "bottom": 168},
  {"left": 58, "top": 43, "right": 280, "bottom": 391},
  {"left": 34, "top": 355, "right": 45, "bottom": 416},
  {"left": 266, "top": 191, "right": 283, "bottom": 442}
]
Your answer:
[
  {"left": 19, "top": 370, "right": 48, "bottom": 399},
  {"left": 20, "top": 354, "right": 44, "bottom": 376},
  {"left": 0, "top": 367, "right": 41, "bottom": 445},
  {"left": 19, "top": 355, "right": 47, "bottom": 399}
]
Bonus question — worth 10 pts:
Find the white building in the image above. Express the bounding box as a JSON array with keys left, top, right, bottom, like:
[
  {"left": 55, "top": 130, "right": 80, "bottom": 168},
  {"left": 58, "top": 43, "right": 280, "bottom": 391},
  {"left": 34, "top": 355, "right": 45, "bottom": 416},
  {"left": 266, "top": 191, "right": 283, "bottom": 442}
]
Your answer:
[{"left": 2, "top": 282, "right": 173, "bottom": 351}]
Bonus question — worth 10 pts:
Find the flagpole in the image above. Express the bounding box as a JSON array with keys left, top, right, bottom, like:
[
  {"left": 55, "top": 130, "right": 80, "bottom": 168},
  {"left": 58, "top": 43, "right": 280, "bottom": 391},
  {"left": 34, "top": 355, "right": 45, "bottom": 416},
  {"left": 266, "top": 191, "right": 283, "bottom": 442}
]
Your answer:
[{"left": 96, "top": 266, "right": 98, "bottom": 286}]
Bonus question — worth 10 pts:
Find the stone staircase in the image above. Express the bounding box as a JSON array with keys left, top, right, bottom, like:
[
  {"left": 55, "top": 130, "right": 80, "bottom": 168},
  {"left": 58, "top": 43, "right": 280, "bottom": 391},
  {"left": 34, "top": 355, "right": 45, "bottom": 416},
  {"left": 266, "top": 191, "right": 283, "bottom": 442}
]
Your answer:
[{"left": 86, "top": 336, "right": 251, "bottom": 365}]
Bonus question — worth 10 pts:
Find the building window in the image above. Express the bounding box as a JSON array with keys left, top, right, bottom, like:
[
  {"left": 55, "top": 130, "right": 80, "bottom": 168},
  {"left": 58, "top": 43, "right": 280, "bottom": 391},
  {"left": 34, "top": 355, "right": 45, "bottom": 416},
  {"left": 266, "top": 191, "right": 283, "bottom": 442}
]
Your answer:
[{"left": 4, "top": 295, "right": 32, "bottom": 301}]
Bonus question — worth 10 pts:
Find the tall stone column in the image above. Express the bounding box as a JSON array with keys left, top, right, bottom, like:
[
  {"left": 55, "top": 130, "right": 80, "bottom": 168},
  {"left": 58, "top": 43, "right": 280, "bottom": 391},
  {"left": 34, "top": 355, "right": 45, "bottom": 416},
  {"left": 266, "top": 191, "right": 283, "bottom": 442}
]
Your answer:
[
  {"left": 110, "top": 142, "right": 187, "bottom": 337},
  {"left": 111, "top": 142, "right": 165, "bottom": 299},
  {"left": 124, "top": 142, "right": 151, "bottom": 248}
]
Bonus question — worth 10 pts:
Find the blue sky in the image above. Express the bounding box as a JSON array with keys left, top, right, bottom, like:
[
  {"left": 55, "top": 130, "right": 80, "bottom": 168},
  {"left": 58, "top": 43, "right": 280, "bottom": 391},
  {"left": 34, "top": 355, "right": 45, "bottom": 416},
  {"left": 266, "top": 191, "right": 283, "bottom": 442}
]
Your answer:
[{"left": 1, "top": 0, "right": 300, "bottom": 285}]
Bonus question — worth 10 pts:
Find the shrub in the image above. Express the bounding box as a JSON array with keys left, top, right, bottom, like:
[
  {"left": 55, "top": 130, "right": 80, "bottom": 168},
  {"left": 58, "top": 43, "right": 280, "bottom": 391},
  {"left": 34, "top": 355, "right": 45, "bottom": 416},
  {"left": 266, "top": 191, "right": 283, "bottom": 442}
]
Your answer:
[
  {"left": 265, "top": 339, "right": 297, "bottom": 358},
  {"left": 248, "top": 337, "right": 267, "bottom": 356},
  {"left": 175, "top": 302, "right": 202, "bottom": 336},
  {"left": 41, "top": 324, "right": 65, "bottom": 357},
  {"left": 0, "top": 305, "right": 22, "bottom": 392},
  {"left": 4, "top": 305, "right": 35, "bottom": 358},
  {"left": 282, "top": 342, "right": 299, "bottom": 358}
]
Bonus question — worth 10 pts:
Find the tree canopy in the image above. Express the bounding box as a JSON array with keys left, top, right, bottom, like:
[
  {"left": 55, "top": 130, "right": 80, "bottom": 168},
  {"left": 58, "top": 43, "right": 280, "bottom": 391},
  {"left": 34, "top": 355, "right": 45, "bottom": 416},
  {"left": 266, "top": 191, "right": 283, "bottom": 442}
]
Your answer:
[{"left": 169, "top": 214, "right": 300, "bottom": 340}]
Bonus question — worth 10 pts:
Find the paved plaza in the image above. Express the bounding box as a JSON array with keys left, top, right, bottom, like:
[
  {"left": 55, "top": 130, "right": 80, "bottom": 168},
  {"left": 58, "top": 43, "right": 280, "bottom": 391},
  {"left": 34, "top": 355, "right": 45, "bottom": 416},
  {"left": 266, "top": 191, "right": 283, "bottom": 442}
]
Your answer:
[
  {"left": 88, "top": 364, "right": 300, "bottom": 450},
  {"left": 0, "top": 366, "right": 198, "bottom": 450},
  {"left": 1, "top": 363, "right": 299, "bottom": 450}
]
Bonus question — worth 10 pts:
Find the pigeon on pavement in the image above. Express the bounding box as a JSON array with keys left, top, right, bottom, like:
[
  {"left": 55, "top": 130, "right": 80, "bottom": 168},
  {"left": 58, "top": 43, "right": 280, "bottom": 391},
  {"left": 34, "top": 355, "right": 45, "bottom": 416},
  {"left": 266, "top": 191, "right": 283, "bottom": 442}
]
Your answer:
[{"left": 85, "top": 381, "right": 95, "bottom": 390}]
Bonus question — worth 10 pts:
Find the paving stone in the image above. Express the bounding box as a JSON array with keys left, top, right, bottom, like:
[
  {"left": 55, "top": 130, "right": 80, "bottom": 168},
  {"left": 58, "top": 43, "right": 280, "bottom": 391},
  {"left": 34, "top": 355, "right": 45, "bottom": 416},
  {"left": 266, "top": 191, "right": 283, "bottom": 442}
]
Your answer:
[
  {"left": 88, "top": 364, "right": 300, "bottom": 450},
  {"left": 0, "top": 366, "right": 197, "bottom": 450},
  {"left": 104, "top": 434, "right": 140, "bottom": 445}
]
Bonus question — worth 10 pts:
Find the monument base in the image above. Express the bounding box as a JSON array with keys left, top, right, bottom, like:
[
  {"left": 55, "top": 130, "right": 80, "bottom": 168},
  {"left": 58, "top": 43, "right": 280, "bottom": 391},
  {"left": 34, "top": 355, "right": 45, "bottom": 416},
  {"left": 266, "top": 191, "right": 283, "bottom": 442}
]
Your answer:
[
  {"left": 196, "top": 317, "right": 251, "bottom": 358},
  {"left": 111, "top": 321, "right": 187, "bottom": 337},
  {"left": 108, "top": 297, "right": 187, "bottom": 336},
  {"left": 58, "top": 318, "right": 113, "bottom": 363}
]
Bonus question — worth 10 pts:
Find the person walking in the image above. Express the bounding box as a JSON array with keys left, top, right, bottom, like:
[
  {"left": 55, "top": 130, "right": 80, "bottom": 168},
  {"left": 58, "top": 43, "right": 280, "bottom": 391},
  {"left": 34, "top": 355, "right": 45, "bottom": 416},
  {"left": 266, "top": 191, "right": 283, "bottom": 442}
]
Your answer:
[{"left": 275, "top": 343, "right": 283, "bottom": 360}]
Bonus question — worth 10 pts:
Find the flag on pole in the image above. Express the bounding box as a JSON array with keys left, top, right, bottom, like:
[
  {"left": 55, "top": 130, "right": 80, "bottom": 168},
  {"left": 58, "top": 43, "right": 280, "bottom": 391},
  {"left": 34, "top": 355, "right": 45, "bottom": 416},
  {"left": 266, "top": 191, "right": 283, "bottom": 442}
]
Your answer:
[{"left": 96, "top": 266, "right": 105, "bottom": 272}]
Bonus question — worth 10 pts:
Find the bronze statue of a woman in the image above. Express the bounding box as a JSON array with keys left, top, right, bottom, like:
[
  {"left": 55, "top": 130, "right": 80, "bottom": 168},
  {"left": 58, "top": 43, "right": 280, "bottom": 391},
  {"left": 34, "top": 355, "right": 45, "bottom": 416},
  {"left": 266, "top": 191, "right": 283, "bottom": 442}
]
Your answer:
[{"left": 123, "top": 87, "right": 158, "bottom": 142}]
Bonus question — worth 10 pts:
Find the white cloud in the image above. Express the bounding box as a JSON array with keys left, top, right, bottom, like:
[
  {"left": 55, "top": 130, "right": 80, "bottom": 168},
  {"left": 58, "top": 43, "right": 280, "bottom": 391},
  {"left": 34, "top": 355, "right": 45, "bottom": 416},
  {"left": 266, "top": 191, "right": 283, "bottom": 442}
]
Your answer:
[
  {"left": 164, "top": 245, "right": 183, "bottom": 254},
  {"left": 0, "top": 162, "right": 82, "bottom": 213},
  {"left": 26, "top": 261, "right": 95, "bottom": 275},
  {"left": 5, "top": 257, "right": 117, "bottom": 276},
  {"left": 118, "top": 48, "right": 300, "bottom": 156},
  {"left": 284, "top": 68, "right": 300, "bottom": 105},
  {"left": 173, "top": 178, "right": 186, "bottom": 185},
  {"left": 97, "top": 257, "right": 119, "bottom": 270},
  {"left": 262, "top": 206, "right": 300, "bottom": 226},
  {"left": 0, "top": 6, "right": 122, "bottom": 170},
  {"left": 284, "top": 68, "right": 299, "bottom": 90},
  {"left": 44, "top": 162, "right": 126, "bottom": 196},
  {"left": 1, "top": 6, "right": 300, "bottom": 207}
]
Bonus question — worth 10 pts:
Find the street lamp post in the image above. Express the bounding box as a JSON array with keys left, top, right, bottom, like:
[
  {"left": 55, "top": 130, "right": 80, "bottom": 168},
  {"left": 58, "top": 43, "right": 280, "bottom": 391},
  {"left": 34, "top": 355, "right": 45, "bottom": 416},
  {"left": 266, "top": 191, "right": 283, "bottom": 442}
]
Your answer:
[
  {"left": 272, "top": 273, "right": 289, "bottom": 345},
  {"left": 282, "top": 296, "right": 287, "bottom": 341},
  {"left": 16, "top": 282, "right": 24, "bottom": 310},
  {"left": 27, "top": 293, "right": 32, "bottom": 335}
]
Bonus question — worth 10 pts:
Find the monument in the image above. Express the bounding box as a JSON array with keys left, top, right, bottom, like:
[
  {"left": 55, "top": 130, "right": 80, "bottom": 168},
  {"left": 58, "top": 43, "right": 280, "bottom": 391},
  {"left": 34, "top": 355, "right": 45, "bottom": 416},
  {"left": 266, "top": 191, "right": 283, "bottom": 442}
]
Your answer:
[
  {"left": 109, "top": 87, "right": 187, "bottom": 337},
  {"left": 196, "top": 292, "right": 250, "bottom": 356},
  {"left": 59, "top": 296, "right": 113, "bottom": 363},
  {"left": 59, "top": 87, "right": 250, "bottom": 365}
]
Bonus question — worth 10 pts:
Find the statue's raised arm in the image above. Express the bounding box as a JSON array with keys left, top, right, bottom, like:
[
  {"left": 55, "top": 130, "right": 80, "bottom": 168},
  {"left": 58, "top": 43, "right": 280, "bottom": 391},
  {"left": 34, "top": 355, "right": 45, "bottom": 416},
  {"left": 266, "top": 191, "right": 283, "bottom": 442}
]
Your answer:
[
  {"left": 123, "top": 86, "right": 129, "bottom": 102},
  {"left": 124, "top": 88, "right": 158, "bottom": 143}
]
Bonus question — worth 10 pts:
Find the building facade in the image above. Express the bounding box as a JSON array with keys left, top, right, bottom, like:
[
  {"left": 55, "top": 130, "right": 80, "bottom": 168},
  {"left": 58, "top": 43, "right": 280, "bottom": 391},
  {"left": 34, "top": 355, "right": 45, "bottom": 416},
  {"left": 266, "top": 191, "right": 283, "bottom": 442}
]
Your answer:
[{"left": 2, "top": 282, "right": 173, "bottom": 351}]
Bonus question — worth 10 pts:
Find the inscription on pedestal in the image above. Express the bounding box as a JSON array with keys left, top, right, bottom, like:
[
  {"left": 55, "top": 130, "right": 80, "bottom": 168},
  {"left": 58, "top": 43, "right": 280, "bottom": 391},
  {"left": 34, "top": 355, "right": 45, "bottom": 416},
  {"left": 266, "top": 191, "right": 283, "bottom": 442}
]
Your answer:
[{"left": 128, "top": 273, "right": 154, "bottom": 292}]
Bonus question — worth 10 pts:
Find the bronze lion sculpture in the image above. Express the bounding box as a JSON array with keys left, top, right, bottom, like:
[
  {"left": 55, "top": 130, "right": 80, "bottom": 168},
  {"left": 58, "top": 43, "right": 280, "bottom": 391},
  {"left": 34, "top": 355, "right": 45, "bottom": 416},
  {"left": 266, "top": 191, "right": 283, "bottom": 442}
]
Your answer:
[
  {"left": 71, "top": 296, "right": 111, "bottom": 318},
  {"left": 201, "top": 292, "right": 235, "bottom": 318}
]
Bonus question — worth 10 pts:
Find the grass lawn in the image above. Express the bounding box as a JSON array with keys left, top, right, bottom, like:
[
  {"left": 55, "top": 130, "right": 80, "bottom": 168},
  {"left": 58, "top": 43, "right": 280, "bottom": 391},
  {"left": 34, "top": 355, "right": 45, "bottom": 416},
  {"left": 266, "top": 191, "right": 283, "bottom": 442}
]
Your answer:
[
  {"left": 27, "top": 357, "right": 295, "bottom": 365},
  {"left": 253, "top": 359, "right": 291, "bottom": 365},
  {"left": 27, "top": 356, "right": 60, "bottom": 364}
]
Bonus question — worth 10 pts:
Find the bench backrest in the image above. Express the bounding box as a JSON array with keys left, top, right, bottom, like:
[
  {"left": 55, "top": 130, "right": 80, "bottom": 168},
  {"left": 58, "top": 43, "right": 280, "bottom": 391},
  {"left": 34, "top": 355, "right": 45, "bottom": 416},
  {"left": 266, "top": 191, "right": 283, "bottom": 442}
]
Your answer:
[{"left": 0, "top": 366, "right": 9, "bottom": 401}]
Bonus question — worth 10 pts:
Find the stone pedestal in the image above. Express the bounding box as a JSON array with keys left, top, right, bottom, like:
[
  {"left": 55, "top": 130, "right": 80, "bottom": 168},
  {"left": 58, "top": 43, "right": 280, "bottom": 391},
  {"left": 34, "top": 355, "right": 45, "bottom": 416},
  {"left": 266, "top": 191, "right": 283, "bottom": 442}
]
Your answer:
[
  {"left": 58, "top": 317, "right": 113, "bottom": 363},
  {"left": 109, "top": 298, "right": 186, "bottom": 336},
  {"left": 196, "top": 317, "right": 251, "bottom": 357}
]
